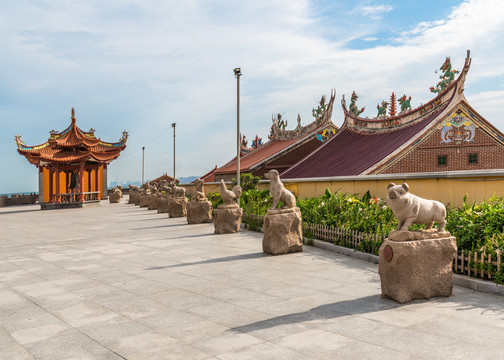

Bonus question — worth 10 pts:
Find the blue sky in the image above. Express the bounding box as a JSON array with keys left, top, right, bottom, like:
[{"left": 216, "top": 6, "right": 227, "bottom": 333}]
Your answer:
[{"left": 2, "top": 0, "right": 504, "bottom": 193}]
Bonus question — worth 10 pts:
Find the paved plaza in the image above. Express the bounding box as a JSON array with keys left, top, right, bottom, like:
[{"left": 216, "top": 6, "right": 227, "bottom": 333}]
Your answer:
[{"left": 1, "top": 199, "right": 504, "bottom": 360}]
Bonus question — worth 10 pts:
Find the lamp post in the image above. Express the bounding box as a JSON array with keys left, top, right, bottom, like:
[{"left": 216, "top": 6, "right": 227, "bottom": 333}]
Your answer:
[
  {"left": 172, "top": 123, "right": 176, "bottom": 181},
  {"left": 234, "top": 67, "right": 241, "bottom": 204},
  {"left": 142, "top": 146, "right": 145, "bottom": 184}
]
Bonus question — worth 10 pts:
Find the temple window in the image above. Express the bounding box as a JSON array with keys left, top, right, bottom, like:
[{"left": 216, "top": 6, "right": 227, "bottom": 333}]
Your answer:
[
  {"left": 469, "top": 153, "right": 478, "bottom": 164},
  {"left": 438, "top": 155, "right": 447, "bottom": 166}
]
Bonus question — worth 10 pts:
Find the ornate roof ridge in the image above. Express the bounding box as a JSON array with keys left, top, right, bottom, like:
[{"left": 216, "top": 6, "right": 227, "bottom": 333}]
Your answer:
[
  {"left": 268, "top": 89, "right": 337, "bottom": 141},
  {"left": 341, "top": 50, "right": 471, "bottom": 131}
]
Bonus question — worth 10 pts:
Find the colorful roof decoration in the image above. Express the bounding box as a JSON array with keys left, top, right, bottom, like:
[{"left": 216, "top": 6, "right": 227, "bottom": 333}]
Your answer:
[
  {"left": 282, "top": 51, "right": 487, "bottom": 179},
  {"left": 16, "top": 108, "right": 127, "bottom": 166},
  {"left": 214, "top": 90, "right": 339, "bottom": 178}
]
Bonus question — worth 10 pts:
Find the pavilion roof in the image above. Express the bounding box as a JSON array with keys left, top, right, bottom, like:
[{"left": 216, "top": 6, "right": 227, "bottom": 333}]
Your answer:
[{"left": 16, "top": 108, "right": 127, "bottom": 166}]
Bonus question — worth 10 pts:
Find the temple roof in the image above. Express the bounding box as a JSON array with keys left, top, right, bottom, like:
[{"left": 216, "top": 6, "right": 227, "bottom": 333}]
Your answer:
[
  {"left": 282, "top": 51, "right": 472, "bottom": 179},
  {"left": 214, "top": 90, "right": 339, "bottom": 176},
  {"left": 16, "top": 108, "right": 127, "bottom": 166}
]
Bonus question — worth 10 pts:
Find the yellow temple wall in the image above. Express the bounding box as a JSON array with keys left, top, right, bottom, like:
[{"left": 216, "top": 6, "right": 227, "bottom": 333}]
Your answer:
[
  {"left": 198, "top": 172, "right": 504, "bottom": 207},
  {"left": 282, "top": 175, "right": 504, "bottom": 207}
]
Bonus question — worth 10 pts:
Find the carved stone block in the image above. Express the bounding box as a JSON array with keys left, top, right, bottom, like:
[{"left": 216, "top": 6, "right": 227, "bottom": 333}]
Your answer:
[
  {"left": 378, "top": 236, "right": 457, "bottom": 303},
  {"left": 147, "top": 194, "right": 158, "bottom": 210},
  {"left": 109, "top": 192, "right": 120, "bottom": 203},
  {"left": 262, "top": 207, "right": 303, "bottom": 255},
  {"left": 168, "top": 197, "right": 187, "bottom": 218},
  {"left": 157, "top": 195, "right": 170, "bottom": 213},
  {"left": 139, "top": 195, "right": 149, "bottom": 207},
  {"left": 187, "top": 201, "right": 213, "bottom": 224},
  {"left": 214, "top": 204, "right": 242, "bottom": 234}
]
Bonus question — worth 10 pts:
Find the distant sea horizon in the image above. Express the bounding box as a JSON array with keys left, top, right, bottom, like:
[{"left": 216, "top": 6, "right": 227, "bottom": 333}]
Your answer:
[{"left": 0, "top": 192, "right": 38, "bottom": 197}]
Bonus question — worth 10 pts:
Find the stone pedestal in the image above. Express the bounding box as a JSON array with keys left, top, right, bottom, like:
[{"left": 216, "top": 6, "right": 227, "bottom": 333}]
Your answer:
[
  {"left": 214, "top": 204, "right": 242, "bottom": 234},
  {"left": 168, "top": 197, "right": 187, "bottom": 218},
  {"left": 157, "top": 195, "right": 170, "bottom": 213},
  {"left": 133, "top": 193, "right": 141, "bottom": 206},
  {"left": 147, "top": 194, "right": 158, "bottom": 210},
  {"left": 128, "top": 192, "right": 139, "bottom": 204},
  {"left": 262, "top": 207, "right": 303, "bottom": 255},
  {"left": 378, "top": 230, "right": 457, "bottom": 303},
  {"left": 109, "top": 192, "right": 120, "bottom": 203},
  {"left": 187, "top": 201, "right": 213, "bottom": 224},
  {"left": 139, "top": 194, "right": 149, "bottom": 207}
]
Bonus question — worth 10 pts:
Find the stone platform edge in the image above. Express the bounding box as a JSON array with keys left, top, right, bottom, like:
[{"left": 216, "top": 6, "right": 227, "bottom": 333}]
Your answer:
[{"left": 308, "top": 238, "right": 504, "bottom": 297}]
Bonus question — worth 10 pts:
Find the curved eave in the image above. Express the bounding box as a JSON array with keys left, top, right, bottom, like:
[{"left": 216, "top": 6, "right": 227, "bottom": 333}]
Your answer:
[{"left": 341, "top": 52, "right": 471, "bottom": 130}]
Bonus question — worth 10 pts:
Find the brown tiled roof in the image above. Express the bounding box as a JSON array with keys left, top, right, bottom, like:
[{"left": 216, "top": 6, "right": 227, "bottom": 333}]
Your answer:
[
  {"left": 281, "top": 107, "right": 446, "bottom": 178},
  {"left": 215, "top": 138, "right": 299, "bottom": 175}
]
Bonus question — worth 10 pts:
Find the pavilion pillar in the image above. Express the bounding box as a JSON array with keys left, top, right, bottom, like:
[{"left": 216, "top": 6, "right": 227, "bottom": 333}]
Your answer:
[
  {"left": 48, "top": 168, "right": 54, "bottom": 203},
  {"left": 79, "top": 162, "right": 85, "bottom": 202},
  {"left": 94, "top": 167, "right": 99, "bottom": 196},
  {"left": 55, "top": 166, "right": 61, "bottom": 203},
  {"left": 38, "top": 167, "right": 44, "bottom": 203},
  {"left": 102, "top": 164, "right": 108, "bottom": 200},
  {"left": 87, "top": 169, "right": 92, "bottom": 194}
]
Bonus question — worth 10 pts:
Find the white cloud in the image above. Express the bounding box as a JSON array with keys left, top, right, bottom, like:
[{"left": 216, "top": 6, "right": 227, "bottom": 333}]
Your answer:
[{"left": 354, "top": 4, "right": 393, "bottom": 19}]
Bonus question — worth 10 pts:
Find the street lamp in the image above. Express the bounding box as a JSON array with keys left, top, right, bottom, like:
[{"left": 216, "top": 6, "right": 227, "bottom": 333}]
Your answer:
[
  {"left": 142, "top": 146, "right": 145, "bottom": 184},
  {"left": 172, "top": 123, "right": 176, "bottom": 181},
  {"left": 234, "top": 67, "right": 241, "bottom": 204}
]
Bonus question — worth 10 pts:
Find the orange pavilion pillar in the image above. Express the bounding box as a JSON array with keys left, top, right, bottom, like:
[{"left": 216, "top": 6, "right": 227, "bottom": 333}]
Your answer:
[
  {"left": 48, "top": 168, "right": 54, "bottom": 203},
  {"left": 79, "top": 162, "right": 85, "bottom": 202},
  {"left": 55, "top": 166, "right": 61, "bottom": 203}
]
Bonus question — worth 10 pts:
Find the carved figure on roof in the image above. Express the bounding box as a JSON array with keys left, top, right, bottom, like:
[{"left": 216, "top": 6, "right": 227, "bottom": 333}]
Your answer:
[
  {"left": 192, "top": 178, "right": 208, "bottom": 202},
  {"left": 349, "top": 91, "right": 365, "bottom": 117},
  {"left": 14, "top": 134, "right": 25, "bottom": 146},
  {"left": 240, "top": 134, "right": 248, "bottom": 148},
  {"left": 251, "top": 135, "right": 263, "bottom": 149},
  {"left": 430, "top": 58, "right": 458, "bottom": 94},
  {"left": 398, "top": 95, "right": 412, "bottom": 113},
  {"left": 269, "top": 113, "right": 288, "bottom": 138},
  {"left": 120, "top": 130, "right": 129, "bottom": 141},
  {"left": 219, "top": 179, "right": 242, "bottom": 205},
  {"left": 312, "top": 95, "right": 327, "bottom": 123},
  {"left": 440, "top": 57, "right": 459, "bottom": 83},
  {"left": 376, "top": 100, "right": 389, "bottom": 117},
  {"left": 296, "top": 114, "right": 302, "bottom": 128}
]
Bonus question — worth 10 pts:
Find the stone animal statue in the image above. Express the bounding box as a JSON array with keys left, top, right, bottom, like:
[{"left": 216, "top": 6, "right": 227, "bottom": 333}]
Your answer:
[
  {"left": 386, "top": 183, "right": 446, "bottom": 232},
  {"left": 219, "top": 179, "right": 242, "bottom": 205},
  {"left": 264, "top": 169, "right": 296, "bottom": 209},
  {"left": 158, "top": 180, "right": 172, "bottom": 195},
  {"left": 192, "top": 178, "right": 207, "bottom": 202},
  {"left": 169, "top": 181, "right": 186, "bottom": 198}
]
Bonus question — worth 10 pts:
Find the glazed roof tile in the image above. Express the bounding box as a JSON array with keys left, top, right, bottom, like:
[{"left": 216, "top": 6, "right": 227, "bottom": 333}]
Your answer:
[
  {"left": 215, "top": 138, "right": 299, "bottom": 174},
  {"left": 282, "top": 105, "right": 447, "bottom": 178}
]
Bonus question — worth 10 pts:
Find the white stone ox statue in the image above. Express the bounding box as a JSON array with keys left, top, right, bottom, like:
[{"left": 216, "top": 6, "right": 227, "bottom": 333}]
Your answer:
[{"left": 386, "top": 183, "right": 446, "bottom": 232}]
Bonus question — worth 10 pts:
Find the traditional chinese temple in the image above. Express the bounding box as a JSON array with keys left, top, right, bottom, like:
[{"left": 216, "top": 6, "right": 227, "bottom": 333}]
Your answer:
[
  {"left": 282, "top": 51, "right": 504, "bottom": 179},
  {"left": 16, "top": 109, "right": 127, "bottom": 209},
  {"left": 212, "top": 90, "right": 339, "bottom": 181}
]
